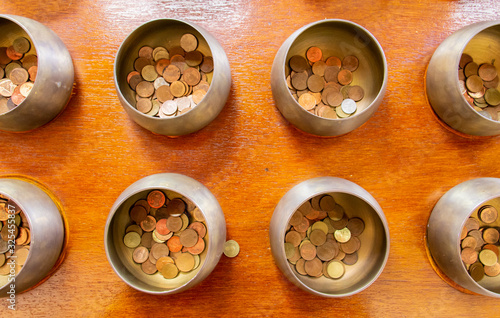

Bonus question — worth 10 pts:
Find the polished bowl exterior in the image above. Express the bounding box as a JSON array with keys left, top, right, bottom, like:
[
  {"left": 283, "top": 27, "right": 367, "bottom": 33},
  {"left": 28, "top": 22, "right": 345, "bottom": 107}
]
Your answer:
[
  {"left": 0, "top": 14, "right": 74, "bottom": 132},
  {"left": 426, "top": 21, "right": 500, "bottom": 136},
  {"left": 269, "top": 177, "right": 390, "bottom": 297},
  {"left": 271, "top": 20, "right": 387, "bottom": 136},
  {"left": 114, "top": 19, "right": 231, "bottom": 136},
  {"left": 105, "top": 173, "right": 226, "bottom": 294},
  {"left": 0, "top": 178, "right": 65, "bottom": 297},
  {"left": 427, "top": 178, "right": 500, "bottom": 297}
]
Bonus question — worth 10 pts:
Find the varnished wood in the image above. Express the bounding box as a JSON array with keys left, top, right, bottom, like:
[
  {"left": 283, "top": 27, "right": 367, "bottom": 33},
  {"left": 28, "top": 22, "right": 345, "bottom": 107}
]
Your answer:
[{"left": 1, "top": 0, "right": 500, "bottom": 315}]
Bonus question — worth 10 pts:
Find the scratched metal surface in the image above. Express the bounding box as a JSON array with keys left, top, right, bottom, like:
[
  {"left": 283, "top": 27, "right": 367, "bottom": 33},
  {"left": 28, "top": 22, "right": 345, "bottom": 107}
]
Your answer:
[{"left": 0, "top": 0, "right": 499, "bottom": 316}]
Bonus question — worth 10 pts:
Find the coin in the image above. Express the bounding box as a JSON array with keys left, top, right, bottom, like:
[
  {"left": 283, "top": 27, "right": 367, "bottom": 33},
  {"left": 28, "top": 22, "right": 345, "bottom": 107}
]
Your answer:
[
  {"left": 298, "top": 93, "right": 316, "bottom": 110},
  {"left": 316, "top": 241, "right": 338, "bottom": 261},
  {"left": 130, "top": 205, "right": 148, "bottom": 223},
  {"left": 337, "top": 70, "right": 353, "bottom": 86},
  {"left": 461, "top": 247, "right": 478, "bottom": 264},
  {"left": 348, "top": 85, "right": 364, "bottom": 102},
  {"left": 469, "top": 262, "right": 484, "bottom": 282},
  {"left": 309, "top": 229, "right": 327, "bottom": 246},
  {"left": 299, "top": 241, "right": 316, "bottom": 260},
  {"left": 223, "top": 240, "right": 240, "bottom": 258},
  {"left": 342, "top": 251, "right": 358, "bottom": 265},
  {"left": 175, "top": 252, "right": 195, "bottom": 272},
  {"left": 342, "top": 56, "right": 359, "bottom": 72},
  {"left": 289, "top": 55, "right": 308, "bottom": 72},
  {"left": 461, "top": 236, "right": 477, "bottom": 249},
  {"left": 306, "top": 47, "right": 322, "bottom": 63},
  {"left": 147, "top": 190, "right": 165, "bottom": 209},
  {"left": 479, "top": 249, "right": 498, "bottom": 266},
  {"left": 466, "top": 75, "right": 483, "bottom": 93},
  {"left": 464, "top": 217, "right": 480, "bottom": 232},
  {"left": 327, "top": 260, "right": 345, "bottom": 279},
  {"left": 483, "top": 228, "right": 499, "bottom": 244},
  {"left": 341, "top": 98, "right": 357, "bottom": 115},
  {"left": 180, "top": 34, "right": 198, "bottom": 52},
  {"left": 160, "top": 263, "right": 179, "bottom": 279},
  {"left": 484, "top": 262, "right": 500, "bottom": 277},
  {"left": 179, "top": 228, "right": 198, "bottom": 247},
  {"left": 464, "top": 62, "right": 479, "bottom": 77},
  {"left": 304, "top": 257, "right": 322, "bottom": 276},
  {"left": 478, "top": 63, "right": 497, "bottom": 82},
  {"left": 485, "top": 88, "right": 500, "bottom": 106},
  {"left": 133, "top": 246, "right": 149, "bottom": 263}
]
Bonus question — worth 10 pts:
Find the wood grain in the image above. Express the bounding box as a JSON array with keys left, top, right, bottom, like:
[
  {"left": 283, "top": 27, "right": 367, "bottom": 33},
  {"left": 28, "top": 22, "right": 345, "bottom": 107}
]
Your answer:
[{"left": 0, "top": 0, "right": 500, "bottom": 316}]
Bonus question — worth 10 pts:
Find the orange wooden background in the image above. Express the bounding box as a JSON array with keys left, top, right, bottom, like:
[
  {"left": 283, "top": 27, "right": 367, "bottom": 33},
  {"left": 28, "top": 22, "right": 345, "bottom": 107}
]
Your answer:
[{"left": 1, "top": 0, "right": 500, "bottom": 316}]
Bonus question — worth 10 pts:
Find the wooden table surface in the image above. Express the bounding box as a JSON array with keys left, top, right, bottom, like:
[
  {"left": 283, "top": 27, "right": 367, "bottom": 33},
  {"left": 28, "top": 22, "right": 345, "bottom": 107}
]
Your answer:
[{"left": 1, "top": 0, "right": 500, "bottom": 316}]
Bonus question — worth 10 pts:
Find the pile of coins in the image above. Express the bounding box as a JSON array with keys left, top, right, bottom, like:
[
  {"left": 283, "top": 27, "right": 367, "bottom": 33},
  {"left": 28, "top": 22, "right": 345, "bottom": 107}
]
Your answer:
[
  {"left": 460, "top": 205, "right": 500, "bottom": 281},
  {"left": 285, "top": 194, "right": 365, "bottom": 279},
  {"left": 0, "top": 37, "right": 37, "bottom": 114},
  {"left": 0, "top": 195, "right": 31, "bottom": 285},
  {"left": 286, "top": 46, "right": 365, "bottom": 119},
  {"left": 127, "top": 33, "right": 213, "bottom": 118},
  {"left": 459, "top": 54, "right": 500, "bottom": 120},
  {"left": 123, "top": 190, "right": 207, "bottom": 279}
]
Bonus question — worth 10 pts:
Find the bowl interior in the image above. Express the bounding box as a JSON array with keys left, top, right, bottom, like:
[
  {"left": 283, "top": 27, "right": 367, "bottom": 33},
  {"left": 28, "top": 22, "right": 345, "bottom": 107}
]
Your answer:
[
  {"left": 285, "top": 21, "right": 385, "bottom": 116},
  {"left": 115, "top": 20, "right": 213, "bottom": 110},
  {"left": 461, "top": 25, "right": 500, "bottom": 115},
  {"left": 461, "top": 197, "right": 500, "bottom": 294},
  {"left": 284, "top": 191, "right": 388, "bottom": 295},
  {"left": 106, "top": 189, "right": 209, "bottom": 292}
]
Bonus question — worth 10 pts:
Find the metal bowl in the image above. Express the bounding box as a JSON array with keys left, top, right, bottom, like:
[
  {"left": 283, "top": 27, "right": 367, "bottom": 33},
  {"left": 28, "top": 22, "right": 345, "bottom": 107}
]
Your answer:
[
  {"left": 271, "top": 19, "right": 387, "bottom": 136},
  {"left": 427, "top": 177, "right": 500, "bottom": 297},
  {"left": 426, "top": 21, "right": 500, "bottom": 136},
  {"left": 104, "top": 173, "right": 226, "bottom": 294},
  {"left": 269, "top": 177, "right": 390, "bottom": 297},
  {"left": 0, "top": 176, "right": 66, "bottom": 297},
  {"left": 114, "top": 19, "right": 231, "bottom": 136},
  {"left": 0, "top": 14, "right": 74, "bottom": 132}
]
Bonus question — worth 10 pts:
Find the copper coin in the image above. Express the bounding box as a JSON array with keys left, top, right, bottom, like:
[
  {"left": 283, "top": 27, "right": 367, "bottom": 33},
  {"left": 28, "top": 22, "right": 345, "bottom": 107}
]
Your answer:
[
  {"left": 27, "top": 65, "right": 37, "bottom": 82},
  {"left": 126, "top": 224, "right": 143, "bottom": 236},
  {"left": 130, "top": 205, "right": 148, "bottom": 223},
  {"left": 324, "top": 66, "right": 340, "bottom": 83},
  {"left": 138, "top": 46, "right": 154, "bottom": 60},
  {"left": 188, "top": 222, "right": 206, "bottom": 239},
  {"left": 165, "top": 198, "right": 186, "bottom": 217},
  {"left": 295, "top": 258, "right": 307, "bottom": 276},
  {"left": 289, "top": 210, "right": 303, "bottom": 227},
  {"left": 285, "top": 230, "right": 302, "bottom": 247},
  {"left": 289, "top": 55, "right": 308, "bottom": 73},
  {"left": 478, "top": 63, "right": 497, "bottom": 82},
  {"left": 155, "top": 85, "right": 173, "bottom": 103},
  {"left": 347, "top": 218, "right": 365, "bottom": 236},
  {"left": 316, "top": 240, "right": 338, "bottom": 262},
  {"left": 141, "top": 259, "right": 157, "bottom": 275},
  {"left": 154, "top": 59, "right": 170, "bottom": 76},
  {"left": 298, "top": 93, "right": 316, "bottom": 110},
  {"left": 180, "top": 33, "right": 198, "bottom": 52},
  {"left": 200, "top": 56, "right": 214, "bottom": 73},
  {"left": 469, "top": 262, "right": 484, "bottom": 281},
  {"left": 483, "top": 228, "right": 500, "bottom": 244},
  {"left": 328, "top": 203, "right": 345, "bottom": 221},
  {"left": 134, "top": 57, "right": 152, "bottom": 72},
  {"left": 331, "top": 213, "right": 349, "bottom": 230},
  {"left": 342, "top": 56, "right": 359, "bottom": 72},
  {"left": 312, "top": 60, "right": 327, "bottom": 77},
  {"left": 141, "top": 232, "right": 153, "bottom": 248},
  {"left": 291, "top": 72, "right": 308, "bottom": 91},
  {"left": 185, "top": 51, "right": 203, "bottom": 67},
  {"left": 15, "top": 226, "right": 29, "bottom": 245},
  {"left": 307, "top": 74, "right": 324, "bottom": 92},
  {"left": 11, "top": 86, "right": 25, "bottom": 105},
  {"left": 163, "top": 64, "right": 181, "bottom": 83},
  {"left": 464, "top": 61, "right": 479, "bottom": 77},
  {"left": 170, "top": 55, "right": 187, "bottom": 72},
  {"left": 133, "top": 246, "right": 149, "bottom": 263},
  {"left": 135, "top": 81, "right": 154, "bottom": 98},
  {"left": 484, "top": 76, "right": 499, "bottom": 89},
  {"left": 183, "top": 67, "right": 201, "bottom": 86},
  {"left": 155, "top": 219, "right": 170, "bottom": 236},
  {"left": 325, "top": 56, "right": 342, "bottom": 68},
  {"left": 348, "top": 85, "right": 364, "bottom": 102},
  {"left": 167, "top": 235, "right": 182, "bottom": 252},
  {"left": 338, "top": 69, "right": 353, "bottom": 86},
  {"left": 151, "top": 243, "right": 170, "bottom": 259},
  {"left": 129, "top": 74, "right": 142, "bottom": 90},
  {"left": 169, "top": 81, "right": 185, "bottom": 98},
  {"left": 484, "top": 262, "right": 500, "bottom": 277},
  {"left": 147, "top": 190, "right": 165, "bottom": 209},
  {"left": 304, "top": 209, "right": 319, "bottom": 220},
  {"left": 326, "top": 91, "right": 343, "bottom": 107},
  {"left": 294, "top": 216, "right": 310, "bottom": 233},
  {"left": 140, "top": 215, "right": 157, "bottom": 232},
  {"left": 461, "top": 247, "right": 478, "bottom": 264},
  {"left": 6, "top": 46, "right": 22, "bottom": 61},
  {"left": 340, "top": 237, "right": 360, "bottom": 254},
  {"left": 179, "top": 228, "right": 199, "bottom": 248},
  {"left": 187, "top": 236, "right": 205, "bottom": 255},
  {"left": 306, "top": 47, "right": 322, "bottom": 63},
  {"left": 459, "top": 54, "right": 473, "bottom": 69},
  {"left": 300, "top": 241, "right": 317, "bottom": 261},
  {"left": 192, "top": 89, "right": 206, "bottom": 105},
  {"left": 136, "top": 98, "right": 152, "bottom": 113},
  {"left": 310, "top": 229, "right": 327, "bottom": 246},
  {"left": 460, "top": 226, "right": 468, "bottom": 240},
  {"left": 466, "top": 75, "right": 484, "bottom": 93},
  {"left": 304, "top": 257, "right": 322, "bottom": 276},
  {"left": 13, "top": 37, "right": 30, "bottom": 54},
  {"left": 469, "top": 230, "right": 485, "bottom": 249},
  {"left": 342, "top": 251, "right": 358, "bottom": 265},
  {"left": 166, "top": 216, "right": 183, "bottom": 232},
  {"left": 9, "top": 67, "right": 28, "bottom": 85},
  {"left": 465, "top": 217, "right": 480, "bottom": 232},
  {"left": 479, "top": 205, "right": 498, "bottom": 223},
  {"left": 461, "top": 236, "right": 477, "bottom": 249},
  {"left": 483, "top": 244, "right": 500, "bottom": 257}
]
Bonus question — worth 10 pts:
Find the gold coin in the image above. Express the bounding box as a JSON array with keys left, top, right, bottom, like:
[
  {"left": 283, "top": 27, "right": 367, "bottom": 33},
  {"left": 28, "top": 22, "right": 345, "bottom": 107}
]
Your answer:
[
  {"left": 123, "top": 231, "right": 141, "bottom": 248},
  {"left": 327, "top": 260, "right": 345, "bottom": 279},
  {"left": 156, "top": 256, "right": 175, "bottom": 271},
  {"left": 334, "top": 227, "right": 351, "bottom": 243},
  {"left": 284, "top": 242, "right": 296, "bottom": 259},
  {"left": 175, "top": 252, "right": 195, "bottom": 272},
  {"left": 160, "top": 263, "right": 179, "bottom": 279},
  {"left": 479, "top": 249, "right": 498, "bottom": 266},
  {"left": 311, "top": 221, "right": 328, "bottom": 235},
  {"left": 223, "top": 240, "right": 240, "bottom": 258},
  {"left": 13, "top": 247, "right": 29, "bottom": 266}
]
